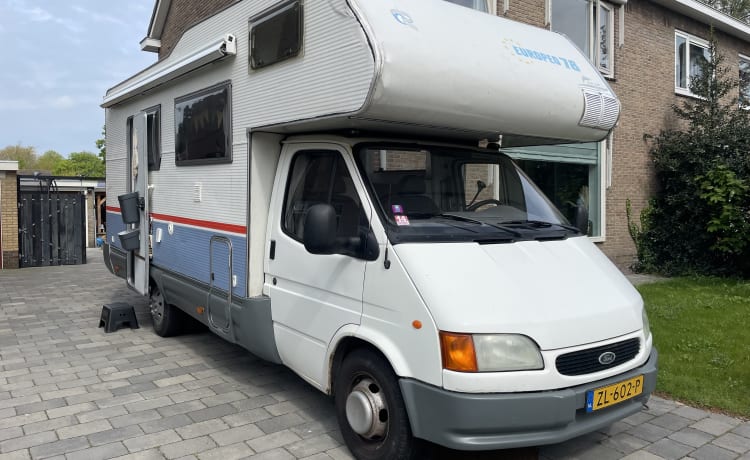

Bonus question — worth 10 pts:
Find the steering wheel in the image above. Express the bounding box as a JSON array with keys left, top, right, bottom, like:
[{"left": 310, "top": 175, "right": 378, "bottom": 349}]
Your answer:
[{"left": 466, "top": 199, "right": 504, "bottom": 211}]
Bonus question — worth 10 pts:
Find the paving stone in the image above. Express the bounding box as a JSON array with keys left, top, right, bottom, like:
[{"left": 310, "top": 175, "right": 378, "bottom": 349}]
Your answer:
[
  {"left": 14, "top": 398, "right": 66, "bottom": 417},
  {"left": 95, "top": 394, "right": 144, "bottom": 409},
  {"left": 28, "top": 437, "right": 90, "bottom": 459},
  {"left": 0, "top": 431, "right": 57, "bottom": 454},
  {"left": 713, "top": 433, "right": 750, "bottom": 454},
  {"left": 125, "top": 396, "right": 174, "bottom": 413},
  {"left": 46, "top": 403, "right": 97, "bottom": 420},
  {"left": 230, "top": 396, "right": 277, "bottom": 412},
  {"left": 620, "top": 451, "right": 666, "bottom": 460},
  {"left": 154, "top": 375, "right": 196, "bottom": 388},
  {"left": 325, "top": 446, "right": 353, "bottom": 460},
  {"left": 194, "top": 442, "right": 254, "bottom": 460},
  {"left": 109, "top": 448, "right": 165, "bottom": 460},
  {"left": 139, "top": 414, "right": 194, "bottom": 435},
  {"left": 599, "top": 432, "right": 651, "bottom": 455},
  {"left": 175, "top": 420, "right": 230, "bottom": 440},
  {"left": 623, "top": 412, "right": 656, "bottom": 426},
  {"left": 64, "top": 442, "right": 128, "bottom": 460},
  {"left": 0, "top": 428, "right": 22, "bottom": 444},
  {"left": 735, "top": 424, "right": 750, "bottom": 438},
  {"left": 691, "top": 443, "right": 741, "bottom": 460},
  {"left": 87, "top": 425, "right": 145, "bottom": 447},
  {"left": 160, "top": 436, "right": 216, "bottom": 459},
  {"left": 157, "top": 401, "right": 207, "bottom": 418},
  {"left": 123, "top": 429, "right": 182, "bottom": 453},
  {"left": 669, "top": 427, "right": 716, "bottom": 448},
  {"left": 244, "top": 447, "right": 295, "bottom": 460},
  {"left": 649, "top": 413, "right": 694, "bottom": 431},
  {"left": 692, "top": 418, "right": 737, "bottom": 436},
  {"left": 57, "top": 419, "right": 113, "bottom": 439},
  {"left": 186, "top": 404, "right": 237, "bottom": 423},
  {"left": 256, "top": 413, "right": 307, "bottom": 435},
  {"left": 285, "top": 434, "right": 339, "bottom": 459},
  {"left": 645, "top": 437, "right": 695, "bottom": 459},
  {"left": 110, "top": 382, "right": 158, "bottom": 397},
  {"left": 76, "top": 405, "right": 128, "bottom": 424},
  {"left": 22, "top": 416, "right": 77, "bottom": 436},
  {"left": 627, "top": 422, "right": 673, "bottom": 442},
  {"left": 169, "top": 388, "right": 216, "bottom": 405},
  {"left": 209, "top": 424, "right": 264, "bottom": 446},
  {"left": 247, "top": 430, "right": 302, "bottom": 454},
  {"left": 200, "top": 392, "right": 246, "bottom": 408},
  {"left": 223, "top": 409, "right": 273, "bottom": 428},
  {"left": 0, "top": 449, "right": 31, "bottom": 460},
  {"left": 109, "top": 410, "right": 162, "bottom": 429}
]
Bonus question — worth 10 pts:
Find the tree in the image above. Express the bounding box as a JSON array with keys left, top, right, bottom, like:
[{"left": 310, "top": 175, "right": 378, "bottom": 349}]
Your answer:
[
  {"left": 0, "top": 144, "right": 37, "bottom": 169},
  {"left": 53, "top": 151, "right": 106, "bottom": 177},
  {"left": 631, "top": 33, "right": 750, "bottom": 276},
  {"left": 702, "top": 0, "right": 750, "bottom": 22},
  {"left": 96, "top": 126, "right": 106, "bottom": 161},
  {"left": 36, "top": 150, "right": 65, "bottom": 172}
]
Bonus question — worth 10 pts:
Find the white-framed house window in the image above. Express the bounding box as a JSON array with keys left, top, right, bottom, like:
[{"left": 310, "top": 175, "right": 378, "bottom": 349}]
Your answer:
[
  {"left": 444, "top": 0, "right": 495, "bottom": 14},
  {"left": 550, "top": 0, "right": 615, "bottom": 77},
  {"left": 675, "top": 31, "right": 709, "bottom": 96},
  {"left": 504, "top": 141, "right": 607, "bottom": 239},
  {"left": 739, "top": 54, "right": 750, "bottom": 106}
]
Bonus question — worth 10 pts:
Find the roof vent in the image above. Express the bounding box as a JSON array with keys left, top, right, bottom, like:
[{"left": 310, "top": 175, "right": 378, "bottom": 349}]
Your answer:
[{"left": 579, "top": 89, "right": 620, "bottom": 130}]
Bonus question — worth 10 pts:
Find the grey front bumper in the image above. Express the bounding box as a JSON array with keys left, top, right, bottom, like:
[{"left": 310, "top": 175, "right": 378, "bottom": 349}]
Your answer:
[{"left": 399, "top": 348, "right": 658, "bottom": 451}]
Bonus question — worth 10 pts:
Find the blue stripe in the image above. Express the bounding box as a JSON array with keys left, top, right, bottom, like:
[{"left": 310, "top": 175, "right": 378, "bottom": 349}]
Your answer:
[{"left": 106, "top": 211, "right": 248, "bottom": 296}]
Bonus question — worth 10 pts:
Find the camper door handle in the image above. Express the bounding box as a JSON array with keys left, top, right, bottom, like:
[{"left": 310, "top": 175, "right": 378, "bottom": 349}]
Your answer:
[{"left": 270, "top": 240, "right": 276, "bottom": 260}]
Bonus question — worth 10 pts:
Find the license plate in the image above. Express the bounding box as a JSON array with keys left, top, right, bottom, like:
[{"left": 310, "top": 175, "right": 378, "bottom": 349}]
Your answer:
[{"left": 586, "top": 375, "right": 644, "bottom": 412}]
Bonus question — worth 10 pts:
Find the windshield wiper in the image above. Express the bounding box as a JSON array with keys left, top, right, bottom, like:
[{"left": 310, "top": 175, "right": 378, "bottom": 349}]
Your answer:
[
  {"left": 502, "top": 219, "right": 583, "bottom": 234},
  {"left": 438, "top": 214, "right": 523, "bottom": 237}
]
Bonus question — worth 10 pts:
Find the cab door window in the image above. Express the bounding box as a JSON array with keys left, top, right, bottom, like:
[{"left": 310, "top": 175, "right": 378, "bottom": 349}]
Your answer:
[{"left": 282, "top": 150, "right": 366, "bottom": 244}]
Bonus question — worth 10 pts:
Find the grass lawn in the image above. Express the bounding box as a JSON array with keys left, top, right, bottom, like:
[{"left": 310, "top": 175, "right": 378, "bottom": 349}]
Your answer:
[{"left": 638, "top": 277, "right": 750, "bottom": 418}]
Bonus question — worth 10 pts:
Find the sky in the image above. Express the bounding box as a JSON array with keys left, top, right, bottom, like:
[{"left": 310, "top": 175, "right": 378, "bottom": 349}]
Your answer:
[{"left": 0, "top": 0, "right": 157, "bottom": 156}]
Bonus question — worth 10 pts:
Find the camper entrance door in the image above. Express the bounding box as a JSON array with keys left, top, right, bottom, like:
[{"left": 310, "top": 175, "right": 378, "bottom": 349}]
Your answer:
[{"left": 126, "top": 112, "right": 149, "bottom": 296}]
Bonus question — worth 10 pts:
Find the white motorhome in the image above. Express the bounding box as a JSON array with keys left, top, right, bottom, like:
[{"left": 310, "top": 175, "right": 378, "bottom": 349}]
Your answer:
[{"left": 102, "top": 0, "right": 657, "bottom": 457}]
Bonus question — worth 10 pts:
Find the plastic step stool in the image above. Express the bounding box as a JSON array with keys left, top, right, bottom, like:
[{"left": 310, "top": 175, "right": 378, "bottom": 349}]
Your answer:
[{"left": 99, "top": 303, "right": 139, "bottom": 333}]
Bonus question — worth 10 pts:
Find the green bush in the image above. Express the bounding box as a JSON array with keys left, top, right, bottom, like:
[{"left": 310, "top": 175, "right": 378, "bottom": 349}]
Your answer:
[{"left": 634, "top": 34, "right": 750, "bottom": 277}]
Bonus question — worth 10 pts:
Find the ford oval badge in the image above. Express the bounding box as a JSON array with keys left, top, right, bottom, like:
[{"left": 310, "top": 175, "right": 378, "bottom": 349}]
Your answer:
[{"left": 599, "top": 351, "right": 616, "bottom": 365}]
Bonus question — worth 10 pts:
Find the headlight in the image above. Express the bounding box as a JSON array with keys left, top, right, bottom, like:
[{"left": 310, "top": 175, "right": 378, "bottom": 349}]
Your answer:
[
  {"left": 474, "top": 334, "right": 544, "bottom": 372},
  {"left": 642, "top": 309, "right": 651, "bottom": 340},
  {"left": 440, "top": 332, "right": 544, "bottom": 372}
]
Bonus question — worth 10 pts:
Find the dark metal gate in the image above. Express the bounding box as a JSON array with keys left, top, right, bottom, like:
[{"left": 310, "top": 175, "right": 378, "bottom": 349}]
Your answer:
[{"left": 17, "top": 175, "right": 87, "bottom": 267}]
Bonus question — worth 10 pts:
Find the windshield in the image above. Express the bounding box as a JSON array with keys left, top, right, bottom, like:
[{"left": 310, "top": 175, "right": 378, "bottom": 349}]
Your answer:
[{"left": 355, "top": 145, "right": 581, "bottom": 244}]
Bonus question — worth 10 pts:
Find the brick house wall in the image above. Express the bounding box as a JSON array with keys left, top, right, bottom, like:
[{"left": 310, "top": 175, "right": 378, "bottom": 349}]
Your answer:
[
  {"left": 158, "top": 0, "right": 238, "bottom": 59},
  {"left": 1, "top": 171, "right": 19, "bottom": 269}
]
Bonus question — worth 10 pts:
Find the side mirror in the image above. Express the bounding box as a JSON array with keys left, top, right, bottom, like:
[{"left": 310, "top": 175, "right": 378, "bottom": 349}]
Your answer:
[{"left": 303, "top": 204, "right": 337, "bottom": 255}]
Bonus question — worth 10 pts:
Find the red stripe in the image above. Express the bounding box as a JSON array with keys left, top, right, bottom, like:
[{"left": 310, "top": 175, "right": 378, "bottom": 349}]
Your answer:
[
  {"left": 106, "top": 207, "right": 246, "bottom": 234},
  {"left": 151, "top": 213, "right": 247, "bottom": 234}
]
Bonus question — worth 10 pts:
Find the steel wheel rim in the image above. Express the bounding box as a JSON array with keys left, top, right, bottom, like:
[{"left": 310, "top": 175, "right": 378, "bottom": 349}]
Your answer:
[
  {"left": 149, "top": 288, "right": 165, "bottom": 327},
  {"left": 345, "top": 373, "right": 389, "bottom": 442}
]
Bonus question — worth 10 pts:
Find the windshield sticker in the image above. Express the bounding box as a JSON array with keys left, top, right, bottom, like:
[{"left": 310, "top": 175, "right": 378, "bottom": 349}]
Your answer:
[
  {"left": 395, "top": 215, "right": 410, "bottom": 226},
  {"left": 392, "top": 204, "right": 404, "bottom": 214}
]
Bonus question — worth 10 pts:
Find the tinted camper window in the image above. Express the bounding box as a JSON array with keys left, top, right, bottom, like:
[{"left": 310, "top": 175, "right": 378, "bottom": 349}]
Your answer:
[
  {"left": 174, "top": 82, "right": 231, "bottom": 165},
  {"left": 146, "top": 106, "right": 161, "bottom": 170},
  {"left": 249, "top": 1, "right": 302, "bottom": 69}
]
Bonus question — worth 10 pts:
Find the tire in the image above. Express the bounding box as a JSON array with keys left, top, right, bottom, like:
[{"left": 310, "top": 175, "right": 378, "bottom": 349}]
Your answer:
[
  {"left": 149, "top": 284, "right": 183, "bottom": 337},
  {"left": 334, "top": 348, "right": 421, "bottom": 460}
]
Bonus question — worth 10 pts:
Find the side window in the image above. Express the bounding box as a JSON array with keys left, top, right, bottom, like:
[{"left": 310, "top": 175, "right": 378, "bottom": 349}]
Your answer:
[
  {"left": 675, "top": 31, "right": 709, "bottom": 96},
  {"left": 550, "top": 0, "right": 614, "bottom": 77},
  {"left": 283, "top": 151, "right": 365, "bottom": 242},
  {"left": 146, "top": 106, "right": 161, "bottom": 171},
  {"left": 249, "top": 0, "right": 302, "bottom": 70},
  {"left": 175, "top": 82, "right": 231, "bottom": 165}
]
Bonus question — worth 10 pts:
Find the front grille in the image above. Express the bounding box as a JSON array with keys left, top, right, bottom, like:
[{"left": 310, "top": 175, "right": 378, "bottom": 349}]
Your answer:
[{"left": 556, "top": 338, "right": 640, "bottom": 376}]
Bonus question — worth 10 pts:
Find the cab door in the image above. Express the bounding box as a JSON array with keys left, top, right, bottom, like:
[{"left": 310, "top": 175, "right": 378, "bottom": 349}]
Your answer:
[{"left": 265, "top": 144, "right": 371, "bottom": 388}]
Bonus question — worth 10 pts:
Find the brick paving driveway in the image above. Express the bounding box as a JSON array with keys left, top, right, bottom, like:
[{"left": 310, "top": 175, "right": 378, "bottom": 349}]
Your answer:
[{"left": 0, "top": 251, "right": 748, "bottom": 460}]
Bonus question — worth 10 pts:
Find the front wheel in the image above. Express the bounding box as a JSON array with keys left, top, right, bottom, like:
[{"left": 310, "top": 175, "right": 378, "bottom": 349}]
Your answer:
[
  {"left": 334, "top": 348, "right": 421, "bottom": 460},
  {"left": 149, "top": 284, "right": 183, "bottom": 337}
]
